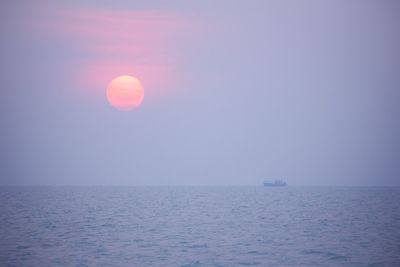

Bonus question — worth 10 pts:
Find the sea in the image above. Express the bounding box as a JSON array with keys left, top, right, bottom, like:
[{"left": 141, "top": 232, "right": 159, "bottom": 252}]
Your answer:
[{"left": 0, "top": 186, "right": 399, "bottom": 266}]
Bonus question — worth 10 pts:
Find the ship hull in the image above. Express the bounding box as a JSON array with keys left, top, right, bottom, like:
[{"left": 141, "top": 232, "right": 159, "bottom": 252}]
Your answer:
[{"left": 263, "top": 182, "right": 287, "bottom": 187}]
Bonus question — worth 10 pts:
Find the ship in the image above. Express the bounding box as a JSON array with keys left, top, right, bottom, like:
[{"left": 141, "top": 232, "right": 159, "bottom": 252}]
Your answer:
[{"left": 263, "top": 179, "right": 287, "bottom": 187}]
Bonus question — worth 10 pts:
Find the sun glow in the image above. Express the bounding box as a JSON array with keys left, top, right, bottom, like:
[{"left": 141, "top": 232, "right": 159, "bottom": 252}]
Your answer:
[{"left": 106, "top": 75, "right": 144, "bottom": 111}]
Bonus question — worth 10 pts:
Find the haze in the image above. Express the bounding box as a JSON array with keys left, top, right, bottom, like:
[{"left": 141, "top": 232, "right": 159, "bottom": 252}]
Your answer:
[{"left": 0, "top": 0, "right": 399, "bottom": 186}]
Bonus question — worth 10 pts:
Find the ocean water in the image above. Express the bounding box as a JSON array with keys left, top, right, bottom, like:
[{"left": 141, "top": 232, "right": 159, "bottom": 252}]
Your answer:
[{"left": 0, "top": 186, "right": 399, "bottom": 267}]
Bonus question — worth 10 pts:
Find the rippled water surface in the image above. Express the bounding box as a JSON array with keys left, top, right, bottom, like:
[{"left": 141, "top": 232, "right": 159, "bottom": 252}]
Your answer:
[{"left": 1, "top": 186, "right": 399, "bottom": 266}]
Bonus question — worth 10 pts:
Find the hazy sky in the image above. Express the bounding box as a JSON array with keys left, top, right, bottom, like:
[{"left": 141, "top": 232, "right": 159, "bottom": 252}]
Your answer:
[{"left": 1, "top": 0, "right": 399, "bottom": 186}]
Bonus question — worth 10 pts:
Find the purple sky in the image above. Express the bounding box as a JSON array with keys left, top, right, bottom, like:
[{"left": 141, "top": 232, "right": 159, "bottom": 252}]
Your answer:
[{"left": 1, "top": 0, "right": 399, "bottom": 185}]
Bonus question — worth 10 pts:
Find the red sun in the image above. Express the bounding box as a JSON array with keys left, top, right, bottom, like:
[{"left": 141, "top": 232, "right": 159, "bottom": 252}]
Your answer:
[{"left": 106, "top": 75, "right": 144, "bottom": 111}]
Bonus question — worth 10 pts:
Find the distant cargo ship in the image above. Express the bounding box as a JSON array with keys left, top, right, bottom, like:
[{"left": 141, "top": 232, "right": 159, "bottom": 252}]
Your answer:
[{"left": 263, "top": 180, "right": 287, "bottom": 187}]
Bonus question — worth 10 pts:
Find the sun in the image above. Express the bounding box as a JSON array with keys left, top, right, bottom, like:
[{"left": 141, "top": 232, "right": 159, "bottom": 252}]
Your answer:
[{"left": 106, "top": 75, "right": 144, "bottom": 111}]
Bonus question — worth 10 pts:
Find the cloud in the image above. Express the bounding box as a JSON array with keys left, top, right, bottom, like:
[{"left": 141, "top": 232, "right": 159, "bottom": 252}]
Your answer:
[{"left": 40, "top": 6, "right": 197, "bottom": 96}]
